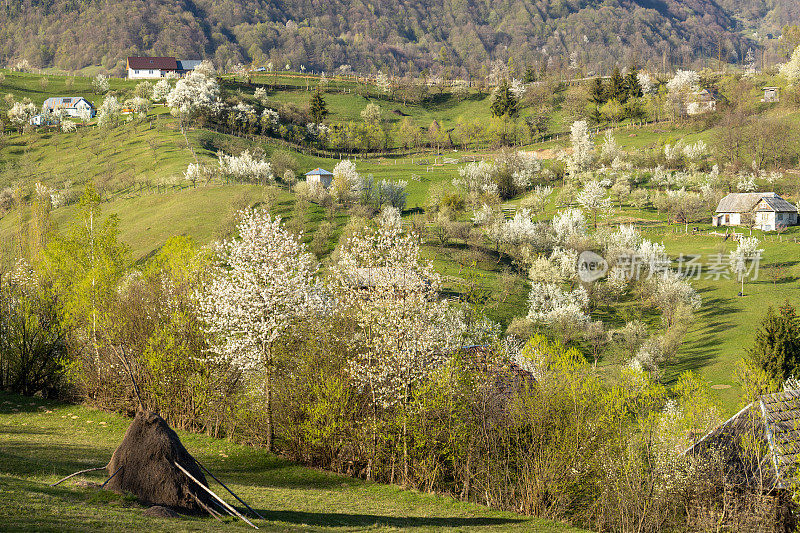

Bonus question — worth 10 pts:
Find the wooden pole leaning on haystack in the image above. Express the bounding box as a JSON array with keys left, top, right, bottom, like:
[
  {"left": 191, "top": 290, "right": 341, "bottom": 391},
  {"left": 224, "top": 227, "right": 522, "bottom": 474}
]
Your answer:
[
  {"left": 50, "top": 466, "right": 106, "bottom": 487},
  {"left": 193, "top": 457, "right": 265, "bottom": 520},
  {"left": 174, "top": 461, "right": 259, "bottom": 529}
]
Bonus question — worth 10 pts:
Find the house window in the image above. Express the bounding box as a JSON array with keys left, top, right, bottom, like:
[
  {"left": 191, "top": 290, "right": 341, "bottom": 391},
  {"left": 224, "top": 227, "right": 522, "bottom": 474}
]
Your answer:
[
  {"left": 135, "top": 70, "right": 139, "bottom": 74},
  {"left": 724, "top": 214, "right": 730, "bottom": 224}
]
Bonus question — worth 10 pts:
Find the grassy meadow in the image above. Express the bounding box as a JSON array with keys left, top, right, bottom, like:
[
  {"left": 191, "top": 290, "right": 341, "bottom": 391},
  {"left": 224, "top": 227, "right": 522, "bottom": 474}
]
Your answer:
[{"left": 0, "top": 391, "right": 584, "bottom": 532}]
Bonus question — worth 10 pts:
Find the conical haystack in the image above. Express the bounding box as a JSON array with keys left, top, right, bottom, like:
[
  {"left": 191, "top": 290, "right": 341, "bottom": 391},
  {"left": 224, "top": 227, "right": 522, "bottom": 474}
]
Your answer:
[{"left": 106, "top": 410, "right": 213, "bottom": 514}]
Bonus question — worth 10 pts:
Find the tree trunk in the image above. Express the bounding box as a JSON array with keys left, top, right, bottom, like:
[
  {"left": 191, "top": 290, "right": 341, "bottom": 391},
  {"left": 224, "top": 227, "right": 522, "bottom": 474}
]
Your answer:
[{"left": 264, "top": 343, "right": 274, "bottom": 452}]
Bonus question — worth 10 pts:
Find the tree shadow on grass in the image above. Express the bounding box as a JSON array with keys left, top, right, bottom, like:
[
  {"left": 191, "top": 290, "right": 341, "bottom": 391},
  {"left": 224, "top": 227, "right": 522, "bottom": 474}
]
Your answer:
[
  {"left": 661, "top": 292, "right": 738, "bottom": 384},
  {"left": 258, "top": 509, "right": 523, "bottom": 529}
]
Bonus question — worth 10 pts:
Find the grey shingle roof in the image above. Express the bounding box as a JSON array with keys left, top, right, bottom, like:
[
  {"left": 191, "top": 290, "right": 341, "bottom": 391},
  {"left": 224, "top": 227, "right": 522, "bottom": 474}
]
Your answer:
[
  {"left": 759, "top": 196, "right": 798, "bottom": 213},
  {"left": 761, "top": 390, "right": 800, "bottom": 488},
  {"left": 715, "top": 192, "right": 796, "bottom": 213},
  {"left": 685, "top": 390, "right": 800, "bottom": 490}
]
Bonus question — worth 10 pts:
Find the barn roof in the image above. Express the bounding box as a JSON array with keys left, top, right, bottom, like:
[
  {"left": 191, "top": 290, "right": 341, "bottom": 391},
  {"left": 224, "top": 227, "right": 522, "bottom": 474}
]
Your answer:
[
  {"left": 714, "top": 192, "right": 796, "bottom": 213},
  {"left": 177, "top": 60, "right": 202, "bottom": 71},
  {"left": 685, "top": 389, "right": 800, "bottom": 490},
  {"left": 127, "top": 57, "right": 178, "bottom": 70},
  {"left": 758, "top": 196, "right": 798, "bottom": 213}
]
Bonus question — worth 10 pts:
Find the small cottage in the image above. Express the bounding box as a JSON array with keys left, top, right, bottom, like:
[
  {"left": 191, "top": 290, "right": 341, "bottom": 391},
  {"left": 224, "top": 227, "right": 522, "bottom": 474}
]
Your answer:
[
  {"left": 762, "top": 87, "right": 780, "bottom": 103},
  {"left": 687, "top": 88, "right": 717, "bottom": 115},
  {"left": 305, "top": 168, "right": 333, "bottom": 188},
  {"left": 42, "top": 97, "right": 95, "bottom": 119},
  {"left": 713, "top": 192, "right": 798, "bottom": 231}
]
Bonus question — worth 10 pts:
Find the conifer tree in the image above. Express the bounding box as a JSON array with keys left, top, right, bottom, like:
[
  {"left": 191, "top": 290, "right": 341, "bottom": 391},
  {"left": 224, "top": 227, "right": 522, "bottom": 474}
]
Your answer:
[
  {"left": 625, "top": 66, "right": 643, "bottom": 99},
  {"left": 609, "top": 67, "right": 626, "bottom": 102},
  {"left": 490, "top": 79, "right": 518, "bottom": 118},
  {"left": 748, "top": 302, "right": 800, "bottom": 382},
  {"left": 589, "top": 77, "right": 606, "bottom": 105},
  {"left": 309, "top": 88, "right": 328, "bottom": 124}
]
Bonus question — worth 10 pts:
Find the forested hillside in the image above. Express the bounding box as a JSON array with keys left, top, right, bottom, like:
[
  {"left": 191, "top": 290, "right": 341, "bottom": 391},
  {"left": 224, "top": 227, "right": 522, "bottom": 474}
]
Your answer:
[{"left": 0, "top": 0, "right": 748, "bottom": 75}]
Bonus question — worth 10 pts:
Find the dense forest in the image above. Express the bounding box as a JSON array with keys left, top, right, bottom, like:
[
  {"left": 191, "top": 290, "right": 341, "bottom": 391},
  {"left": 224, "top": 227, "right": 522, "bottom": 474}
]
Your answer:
[{"left": 0, "top": 0, "right": 772, "bottom": 76}]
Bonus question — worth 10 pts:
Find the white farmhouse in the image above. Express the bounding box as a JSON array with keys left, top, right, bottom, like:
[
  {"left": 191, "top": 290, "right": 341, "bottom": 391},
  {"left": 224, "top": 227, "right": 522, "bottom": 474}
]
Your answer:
[
  {"left": 42, "top": 97, "right": 95, "bottom": 119},
  {"left": 127, "top": 57, "right": 179, "bottom": 79},
  {"left": 127, "top": 57, "right": 202, "bottom": 79},
  {"left": 305, "top": 168, "right": 334, "bottom": 188},
  {"left": 713, "top": 192, "right": 798, "bottom": 231}
]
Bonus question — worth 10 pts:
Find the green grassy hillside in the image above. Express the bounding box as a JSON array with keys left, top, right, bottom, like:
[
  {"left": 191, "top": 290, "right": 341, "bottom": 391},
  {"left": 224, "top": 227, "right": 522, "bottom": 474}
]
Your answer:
[{"left": 0, "top": 391, "right": 583, "bottom": 532}]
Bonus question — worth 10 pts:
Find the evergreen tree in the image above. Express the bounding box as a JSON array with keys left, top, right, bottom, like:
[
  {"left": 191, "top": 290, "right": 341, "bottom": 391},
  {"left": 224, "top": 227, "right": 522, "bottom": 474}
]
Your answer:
[
  {"left": 608, "top": 67, "right": 626, "bottom": 102},
  {"left": 523, "top": 66, "right": 537, "bottom": 83},
  {"left": 589, "top": 107, "right": 603, "bottom": 125},
  {"left": 490, "top": 79, "right": 518, "bottom": 118},
  {"left": 625, "top": 66, "right": 643, "bottom": 99},
  {"left": 589, "top": 77, "right": 606, "bottom": 105},
  {"left": 309, "top": 88, "right": 328, "bottom": 124},
  {"left": 748, "top": 302, "right": 800, "bottom": 382}
]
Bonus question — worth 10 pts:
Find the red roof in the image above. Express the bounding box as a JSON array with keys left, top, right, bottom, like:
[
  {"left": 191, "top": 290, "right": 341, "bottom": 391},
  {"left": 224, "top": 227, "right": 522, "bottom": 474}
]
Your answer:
[{"left": 127, "top": 57, "right": 178, "bottom": 70}]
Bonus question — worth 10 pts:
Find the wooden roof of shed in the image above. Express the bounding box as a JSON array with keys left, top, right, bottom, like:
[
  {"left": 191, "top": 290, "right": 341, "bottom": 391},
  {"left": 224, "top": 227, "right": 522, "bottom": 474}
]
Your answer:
[
  {"left": 686, "top": 390, "right": 800, "bottom": 490},
  {"left": 761, "top": 390, "right": 800, "bottom": 488}
]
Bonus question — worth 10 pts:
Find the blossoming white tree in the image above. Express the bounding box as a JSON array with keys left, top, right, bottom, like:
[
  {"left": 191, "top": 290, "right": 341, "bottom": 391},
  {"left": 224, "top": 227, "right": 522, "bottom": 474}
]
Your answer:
[
  {"left": 779, "top": 45, "right": 800, "bottom": 84},
  {"left": 576, "top": 180, "right": 610, "bottom": 227},
  {"left": 332, "top": 213, "right": 491, "bottom": 479},
  {"left": 218, "top": 150, "right": 274, "bottom": 184},
  {"left": 527, "top": 282, "right": 590, "bottom": 340},
  {"left": 167, "top": 70, "right": 220, "bottom": 159},
  {"left": 568, "top": 120, "right": 594, "bottom": 173},
  {"left": 331, "top": 159, "right": 361, "bottom": 203},
  {"left": 7, "top": 101, "right": 36, "bottom": 131},
  {"left": 198, "top": 209, "right": 321, "bottom": 451},
  {"left": 151, "top": 79, "right": 172, "bottom": 102},
  {"left": 97, "top": 96, "right": 121, "bottom": 127},
  {"left": 510, "top": 78, "right": 527, "bottom": 100},
  {"left": 729, "top": 236, "right": 763, "bottom": 295},
  {"left": 454, "top": 160, "right": 498, "bottom": 196},
  {"left": 552, "top": 208, "right": 587, "bottom": 244}
]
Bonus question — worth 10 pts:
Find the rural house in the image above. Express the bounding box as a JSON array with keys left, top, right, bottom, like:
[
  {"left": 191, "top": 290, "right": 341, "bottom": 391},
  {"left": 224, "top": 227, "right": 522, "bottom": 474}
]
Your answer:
[
  {"left": 713, "top": 192, "right": 798, "bottom": 231},
  {"left": 762, "top": 86, "right": 780, "bottom": 103},
  {"left": 305, "top": 168, "right": 333, "bottom": 188},
  {"left": 42, "top": 97, "right": 95, "bottom": 119},
  {"left": 126, "top": 57, "right": 201, "bottom": 79},
  {"left": 687, "top": 88, "right": 718, "bottom": 115}
]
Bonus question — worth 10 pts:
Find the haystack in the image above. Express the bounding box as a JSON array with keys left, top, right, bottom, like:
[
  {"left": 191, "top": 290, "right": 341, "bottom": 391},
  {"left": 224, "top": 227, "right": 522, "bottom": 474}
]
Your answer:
[{"left": 106, "top": 410, "right": 213, "bottom": 514}]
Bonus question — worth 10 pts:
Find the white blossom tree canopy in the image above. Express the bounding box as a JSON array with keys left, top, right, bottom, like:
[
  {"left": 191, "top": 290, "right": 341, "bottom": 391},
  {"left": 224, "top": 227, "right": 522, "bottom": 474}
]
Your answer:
[
  {"left": 218, "top": 150, "right": 273, "bottom": 183},
  {"left": 333, "top": 214, "right": 487, "bottom": 407},
  {"left": 569, "top": 120, "right": 594, "bottom": 173},
  {"left": 7, "top": 101, "right": 36, "bottom": 126},
  {"left": 198, "top": 209, "right": 322, "bottom": 372},
  {"left": 166, "top": 70, "right": 220, "bottom": 118},
  {"left": 779, "top": 45, "right": 800, "bottom": 84}
]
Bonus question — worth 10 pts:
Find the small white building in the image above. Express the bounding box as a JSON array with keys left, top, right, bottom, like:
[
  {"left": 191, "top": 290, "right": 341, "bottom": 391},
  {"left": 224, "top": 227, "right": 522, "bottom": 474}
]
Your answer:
[
  {"left": 305, "top": 168, "right": 334, "bottom": 188},
  {"left": 127, "top": 57, "right": 202, "bottom": 79},
  {"left": 762, "top": 87, "right": 780, "bottom": 103},
  {"left": 687, "top": 89, "right": 717, "bottom": 115},
  {"left": 42, "top": 97, "right": 95, "bottom": 119},
  {"left": 713, "top": 192, "right": 798, "bottom": 231}
]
